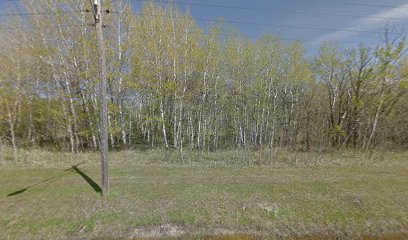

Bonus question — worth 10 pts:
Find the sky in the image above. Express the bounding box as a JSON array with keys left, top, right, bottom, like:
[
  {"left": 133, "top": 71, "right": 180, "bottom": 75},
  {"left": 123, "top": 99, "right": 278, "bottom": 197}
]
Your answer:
[
  {"left": 1, "top": 0, "right": 408, "bottom": 56},
  {"left": 130, "top": 0, "right": 408, "bottom": 55}
]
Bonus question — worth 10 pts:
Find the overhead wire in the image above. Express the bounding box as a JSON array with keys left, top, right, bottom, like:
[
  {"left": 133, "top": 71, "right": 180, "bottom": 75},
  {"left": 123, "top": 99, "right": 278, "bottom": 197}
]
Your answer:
[
  {"left": 322, "top": 0, "right": 408, "bottom": 9},
  {"left": 0, "top": 10, "right": 87, "bottom": 17},
  {"left": 2, "top": 0, "right": 408, "bottom": 20},
  {"left": 0, "top": 0, "right": 404, "bottom": 47},
  {"left": 127, "top": 26, "right": 380, "bottom": 45},
  {"left": 121, "top": 0, "right": 408, "bottom": 21},
  {"left": 130, "top": 0, "right": 408, "bottom": 11},
  {"left": 0, "top": 24, "right": 93, "bottom": 30},
  {"left": 0, "top": 8, "right": 400, "bottom": 36},
  {"left": 111, "top": 11, "right": 404, "bottom": 36},
  {"left": 0, "top": 23, "right": 380, "bottom": 47}
]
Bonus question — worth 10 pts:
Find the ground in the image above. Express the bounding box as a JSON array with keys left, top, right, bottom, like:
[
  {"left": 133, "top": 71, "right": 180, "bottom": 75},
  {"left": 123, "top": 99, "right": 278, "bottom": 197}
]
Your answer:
[{"left": 0, "top": 149, "right": 407, "bottom": 239}]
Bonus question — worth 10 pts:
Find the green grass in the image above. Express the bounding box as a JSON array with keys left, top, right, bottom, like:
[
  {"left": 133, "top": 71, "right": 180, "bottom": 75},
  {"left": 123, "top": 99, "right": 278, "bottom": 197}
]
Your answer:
[{"left": 0, "top": 149, "right": 407, "bottom": 239}]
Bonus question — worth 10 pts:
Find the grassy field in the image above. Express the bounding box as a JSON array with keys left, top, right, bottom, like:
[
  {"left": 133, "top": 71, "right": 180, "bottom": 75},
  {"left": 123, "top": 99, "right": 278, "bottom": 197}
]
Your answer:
[{"left": 0, "top": 148, "right": 407, "bottom": 239}]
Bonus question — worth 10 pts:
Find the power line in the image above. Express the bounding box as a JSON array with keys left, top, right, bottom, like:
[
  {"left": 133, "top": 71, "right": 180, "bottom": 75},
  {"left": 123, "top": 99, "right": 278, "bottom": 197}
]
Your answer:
[
  {"left": 0, "top": 10, "right": 398, "bottom": 43},
  {"left": 125, "top": 0, "right": 408, "bottom": 21},
  {"left": 0, "top": 10, "right": 86, "bottom": 17},
  {"left": 277, "top": 11, "right": 406, "bottom": 21},
  {"left": 0, "top": 0, "right": 265, "bottom": 12},
  {"left": 0, "top": 9, "right": 404, "bottom": 37},
  {"left": 325, "top": 1, "right": 408, "bottom": 9},
  {"left": 0, "top": 24, "right": 93, "bottom": 30},
  {"left": 131, "top": 0, "right": 408, "bottom": 11},
  {"left": 4, "top": 0, "right": 408, "bottom": 15},
  {"left": 0, "top": 0, "right": 406, "bottom": 36},
  {"left": 197, "top": 18, "right": 398, "bottom": 35},
  {"left": 2, "top": 8, "right": 406, "bottom": 22},
  {"left": 0, "top": 2, "right": 401, "bottom": 47},
  {"left": 132, "top": 0, "right": 265, "bottom": 12},
  {"left": 1, "top": 7, "right": 406, "bottom": 25},
  {"left": 114, "top": 12, "right": 403, "bottom": 35},
  {"left": 132, "top": 27, "right": 380, "bottom": 45},
  {"left": 0, "top": 26, "right": 380, "bottom": 46}
]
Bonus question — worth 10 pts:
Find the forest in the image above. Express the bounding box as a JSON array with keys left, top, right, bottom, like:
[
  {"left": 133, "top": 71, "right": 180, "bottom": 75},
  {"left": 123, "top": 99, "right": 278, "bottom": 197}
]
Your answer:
[{"left": 1, "top": 0, "right": 407, "bottom": 159}]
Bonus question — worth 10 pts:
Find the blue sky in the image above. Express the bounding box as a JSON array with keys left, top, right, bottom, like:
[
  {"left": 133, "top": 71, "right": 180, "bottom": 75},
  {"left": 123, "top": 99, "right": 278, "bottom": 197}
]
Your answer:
[
  {"left": 131, "top": 0, "right": 408, "bottom": 55},
  {"left": 1, "top": 0, "right": 408, "bottom": 55}
]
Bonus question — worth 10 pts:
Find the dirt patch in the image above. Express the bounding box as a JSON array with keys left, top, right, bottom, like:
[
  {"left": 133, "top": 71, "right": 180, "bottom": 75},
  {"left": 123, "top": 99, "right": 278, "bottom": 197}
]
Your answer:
[
  {"left": 127, "top": 223, "right": 186, "bottom": 238},
  {"left": 120, "top": 224, "right": 408, "bottom": 240},
  {"left": 119, "top": 233, "right": 408, "bottom": 240}
]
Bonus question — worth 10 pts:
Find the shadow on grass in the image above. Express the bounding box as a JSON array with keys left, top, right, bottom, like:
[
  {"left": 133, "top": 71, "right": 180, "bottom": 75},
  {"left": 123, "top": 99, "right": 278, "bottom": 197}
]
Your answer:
[
  {"left": 7, "top": 164, "right": 101, "bottom": 197},
  {"left": 72, "top": 166, "right": 102, "bottom": 195},
  {"left": 7, "top": 188, "right": 28, "bottom": 196}
]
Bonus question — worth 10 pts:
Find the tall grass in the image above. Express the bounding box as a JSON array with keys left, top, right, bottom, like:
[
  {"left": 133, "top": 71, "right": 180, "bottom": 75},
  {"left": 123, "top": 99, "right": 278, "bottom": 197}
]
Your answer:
[{"left": 0, "top": 147, "right": 403, "bottom": 169}]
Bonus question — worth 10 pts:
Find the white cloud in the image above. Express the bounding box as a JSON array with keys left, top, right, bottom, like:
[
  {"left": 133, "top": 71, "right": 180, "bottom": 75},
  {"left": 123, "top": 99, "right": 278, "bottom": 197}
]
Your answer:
[{"left": 306, "top": 3, "right": 408, "bottom": 46}]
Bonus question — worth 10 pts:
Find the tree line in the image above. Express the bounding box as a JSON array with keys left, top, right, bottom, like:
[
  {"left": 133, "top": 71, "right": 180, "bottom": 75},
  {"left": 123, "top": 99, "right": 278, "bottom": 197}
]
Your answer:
[{"left": 0, "top": 0, "right": 407, "bottom": 159}]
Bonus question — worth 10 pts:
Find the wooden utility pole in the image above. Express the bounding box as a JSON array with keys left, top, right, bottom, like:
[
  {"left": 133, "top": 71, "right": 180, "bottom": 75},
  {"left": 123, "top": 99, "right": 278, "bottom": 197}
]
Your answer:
[{"left": 91, "top": 0, "right": 109, "bottom": 196}]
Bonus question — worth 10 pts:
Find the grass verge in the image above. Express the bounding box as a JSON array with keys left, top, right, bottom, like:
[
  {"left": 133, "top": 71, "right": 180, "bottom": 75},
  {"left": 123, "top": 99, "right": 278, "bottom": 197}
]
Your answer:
[{"left": 0, "top": 149, "right": 407, "bottom": 239}]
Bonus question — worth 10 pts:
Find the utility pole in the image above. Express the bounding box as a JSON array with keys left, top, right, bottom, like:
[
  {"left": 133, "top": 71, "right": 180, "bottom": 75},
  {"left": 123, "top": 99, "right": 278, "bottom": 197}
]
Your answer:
[{"left": 91, "top": 0, "right": 109, "bottom": 196}]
